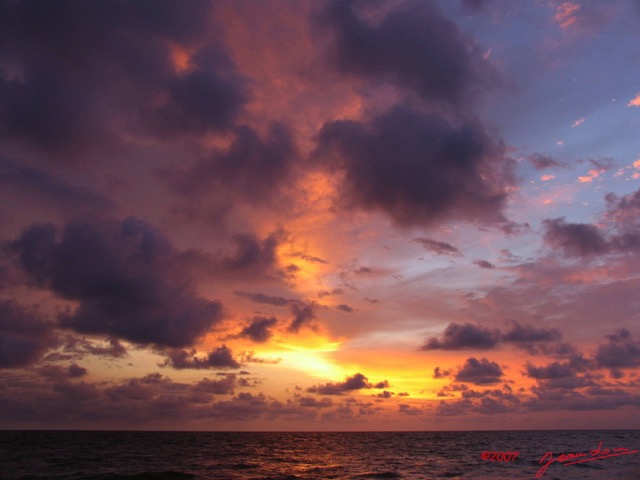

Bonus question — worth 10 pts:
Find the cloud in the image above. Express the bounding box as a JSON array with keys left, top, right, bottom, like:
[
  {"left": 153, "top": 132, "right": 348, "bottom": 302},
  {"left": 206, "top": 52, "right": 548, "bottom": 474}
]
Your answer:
[
  {"left": 336, "top": 304, "right": 354, "bottom": 313},
  {"left": 455, "top": 357, "right": 503, "bottom": 385},
  {"left": 39, "top": 363, "right": 87, "bottom": 379},
  {"left": 0, "top": 299, "right": 58, "bottom": 368},
  {"left": 628, "top": 93, "right": 640, "bottom": 107},
  {"left": 473, "top": 259, "right": 495, "bottom": 269},
  {"left": 433, "top": 367, "right": 451, "bottom": 379},
  {"left": 320, "top": 0, "right": 495, "bottom": 104},
  {"left": 161, "top": 123, "right": 298, "bottom": 205},
  {"left": 288, "top": 302, "right": 317, "bottom": 333},
  {"left": 525, "top": 361, "right": 575, "bottom": 380},
  {"left": 9, "top": 217, "right": 223, "bottom": 347},
  {"left": 595, "top": 328, "right": 640, "bottom": 370},
  {"left": 237, "top": 316, "right": 278, "bottom": 343},
  {"left": 527, "top": 153, "right": 565, "bottom": 170},
  {"left": 316, "top": 104, "right": 513, "bottom": 227},
  {"left": 571, "top": 117, "right": 586, "bottom": 128},
  {"left": 0, "top": 158, "right": 113, "bottom": 214},
  {"left": 298, "top": 396, "right": 334, "bottom": 408},
  {"left": 234, "top": 291, "right": 292, "bottom": 307},
  {"left": 76, "top": 337, "right": 128, "bottom": 358},
  {"left": 542, "top": 217, "right": 608, "bottom": 256},
  {"left": 413, "top": 238, "right": 462, "bottom": 256},
  {"left": 461, "top": 0, "right": 490, "bottom": 14},
  {"left": 193, "top": 375, "right": 238, "bottom": 396},
  {"left": 163, "top": 346, "right": 241, "bottom": 370},
  {"left": 502, "top": 321, "right": 561, "bottom": 344},
  {"left": 307, "top": 373, "right": 388, "bottom": 395},
  {"left": 543, "top": 205, "right": 640, "bottom": 257},
  {"left": 605, "top": 188, "right": 640, "bottom": 230},
  {"left": 0, "top": 0, "right": 245, "bottom": 158},
  {"left": 554, "top": 2, "right": 580, "bottom": 29},
  {"left": 421, "top": 322, "right": 500, "bottom": 350},
  {"left": 291, "top": 252, "right": 328, "bottom": 264},
  {"left": 221, "top": 232, "right": 282, "bottom": 274}
]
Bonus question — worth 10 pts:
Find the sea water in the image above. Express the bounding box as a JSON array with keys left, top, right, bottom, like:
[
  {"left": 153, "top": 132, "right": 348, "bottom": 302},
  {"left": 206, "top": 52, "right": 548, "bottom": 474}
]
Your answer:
[{"left": 1, "top": 430, "right": 639, "bottom": 479}]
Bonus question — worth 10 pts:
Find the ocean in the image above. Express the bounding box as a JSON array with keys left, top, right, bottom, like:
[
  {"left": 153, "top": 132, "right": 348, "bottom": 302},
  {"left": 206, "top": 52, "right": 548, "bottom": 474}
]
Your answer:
[{"left": 1, "top": 430, "right": 639, "bottom": 480}]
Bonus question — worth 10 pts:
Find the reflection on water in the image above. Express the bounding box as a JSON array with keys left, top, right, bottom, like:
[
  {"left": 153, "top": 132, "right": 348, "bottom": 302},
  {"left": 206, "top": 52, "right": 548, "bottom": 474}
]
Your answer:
[{"left": 1, "top": 430, "right": 639, "bottom": 479}]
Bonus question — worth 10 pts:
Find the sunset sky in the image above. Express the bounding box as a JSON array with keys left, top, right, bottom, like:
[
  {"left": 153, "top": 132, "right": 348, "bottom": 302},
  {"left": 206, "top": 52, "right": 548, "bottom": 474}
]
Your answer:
[{"left": 1, "top": 0, "right": 640, "bottom": 431}]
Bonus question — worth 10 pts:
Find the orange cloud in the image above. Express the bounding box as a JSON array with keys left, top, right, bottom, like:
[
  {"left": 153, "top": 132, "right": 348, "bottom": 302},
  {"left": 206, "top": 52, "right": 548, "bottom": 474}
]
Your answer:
[
  {"left": 554, "top": 2, "right": 580, "bottom": 29},
  {"left": 578, "top": 169, "right": 601, "bottom": 183},
  {"left": 571, "top": 117, "right": 585, "bottom": 127},
  {"left": 541, "top": 174, "right": 555, "bottom": 181},
  {"left": 628, "top": 93, "right": 640, "bottom": 107}
]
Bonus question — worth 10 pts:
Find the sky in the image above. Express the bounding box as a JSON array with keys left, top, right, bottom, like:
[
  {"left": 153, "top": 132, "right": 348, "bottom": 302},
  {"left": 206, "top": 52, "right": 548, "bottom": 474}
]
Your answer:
[{"left": 1, "top": 0, "right": 640, "bottom": 431}]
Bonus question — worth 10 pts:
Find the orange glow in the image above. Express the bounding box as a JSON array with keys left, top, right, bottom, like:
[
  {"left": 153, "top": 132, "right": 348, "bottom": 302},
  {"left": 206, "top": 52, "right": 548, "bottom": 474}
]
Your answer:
[
  {"left": 541, "top": 174, "right": 555, "bottom": 181},
  {"left": 554, "top": 2, "right": 580, "bottom": 29},
  {"left": 628, "top": 93, "right": 640, "bottom": 107},
  {"left": 260, "top": 332, "right": 345, "bottom": 380},
  {"left": 578, "top": 169, "right": 600, "bottom": 183},
  {"left": 168, "top": 43, "right": 195, "bottom": 74},
  {"left": 571, "top": 117, "right": 585, "bottom": 127}
]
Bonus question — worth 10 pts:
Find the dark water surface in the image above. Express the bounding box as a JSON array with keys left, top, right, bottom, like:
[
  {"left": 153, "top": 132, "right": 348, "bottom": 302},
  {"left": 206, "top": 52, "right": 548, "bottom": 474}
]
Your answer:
[{"left": 1, "top": 430, "right": 639, "bottom": 480}]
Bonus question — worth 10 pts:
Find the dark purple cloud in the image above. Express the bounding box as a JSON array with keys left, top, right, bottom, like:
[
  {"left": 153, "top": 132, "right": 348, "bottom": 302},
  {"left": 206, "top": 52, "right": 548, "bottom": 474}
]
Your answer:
[
  {"left": 595, "top": 328, "right": 640, "bottom": 370},
  {"left": 0, "top": 0, "right": 245, "bottom": 159},
  {"left": 0, "top": 300, "right": 58, "bottom": 368},
  {"left": 542, "top": 217, "right": 609, "bottom": 256},
  {"left": 502, "top": 321, "right": 561, "bottom": 344},
  {"left": 307, "top": 373, "right": 388, "bottom": 395},
  {"left": 336, "top": 304, "right": 354, "bottom": 313},
  {"left": 291, "top": 252, "right": 328, "bottom": 264},
  {"left": 320, "top": 0, "right": 495, "bottom": 105},
  {"left": 238, "top": 316, "right": 278, "bottom": 343},
  {"left": 316, "top": 105, "right": 513, "bottom": 227},
  {"left": 233, "top": 291, "right": 292, "bottom": 306},
  {"left": 288, "top": 302, "right": 317, "bottom": 333},
  {"left": 605, "top": 187, "right": 640, "bottom": 230},
  {"left": 0, "top": 158, "right": 113, "bottom": 214},
  {"left": 298, "top": 396, "right": 333, "bottom": 408},
  {"left": 422, "top": 322, "right": 500, "bottom": 350},
  {"left": 473, "top": 259, "right": 495, "bottom": 269},
  {"left": 39, "top": 363, "right": 88, "bottom": 379},
  {"left": 193, "top": 375, "right": 238, "bottom": 395},
  {"left": 413, "top": 238, "right": 462, "bottom": 256},
  {"left": 163, "top": 346, "right": 241, "bottom": 370},
  {"left": 423, "top": 320, "right": 564, "bottom": 354},
  {"left": 455, "top": 357, "right": 503, "bottom": 385},
  {"left": 9, "top": 217, "right": 223, "bottom": 348},
  {"left": 161, "top": 123, "right": 297, "bottom": 205},
  {"left": 461, "top": 0, "right": 489, "bottom": 14},
  {"left": 221, "top": 232, "right": 282, "bottom": 275},
  {"left": 433, "top": 367, "right": 451, "bottom": 379},
  {"left": 525, "top": 361, "right": 575, "bottom": 380},
  {"left": 527, "top": 153, "right": 565, "bottom": 170}
]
